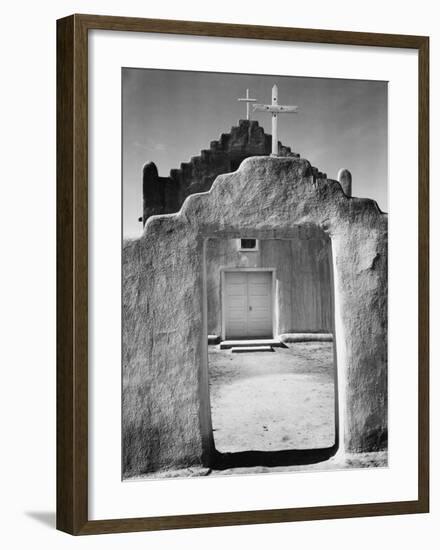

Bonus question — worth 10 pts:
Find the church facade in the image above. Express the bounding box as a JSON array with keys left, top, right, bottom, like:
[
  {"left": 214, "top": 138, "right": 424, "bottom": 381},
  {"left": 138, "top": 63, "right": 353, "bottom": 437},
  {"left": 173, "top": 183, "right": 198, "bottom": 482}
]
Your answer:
[{"left": 141, "top": 119, "right": 352, "bottom": 341}]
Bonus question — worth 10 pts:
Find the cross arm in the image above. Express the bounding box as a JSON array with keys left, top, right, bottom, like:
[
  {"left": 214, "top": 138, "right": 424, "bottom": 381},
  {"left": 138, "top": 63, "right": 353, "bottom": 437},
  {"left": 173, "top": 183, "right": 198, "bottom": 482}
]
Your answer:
[{"left": 253, "top": 104, "right": 298, "bottom": 113}]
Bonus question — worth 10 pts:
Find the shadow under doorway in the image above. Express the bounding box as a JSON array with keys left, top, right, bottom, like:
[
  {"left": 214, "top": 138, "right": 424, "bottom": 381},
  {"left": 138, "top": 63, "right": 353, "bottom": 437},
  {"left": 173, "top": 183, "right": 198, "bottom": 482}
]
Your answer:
[{"left": 205, "top": 235, "right": 338, "bottom": 469}]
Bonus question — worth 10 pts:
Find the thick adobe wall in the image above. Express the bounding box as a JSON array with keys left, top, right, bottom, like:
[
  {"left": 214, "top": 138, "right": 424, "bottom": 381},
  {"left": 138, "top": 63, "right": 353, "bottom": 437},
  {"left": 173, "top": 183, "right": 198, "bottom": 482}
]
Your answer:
[
  {"left": 123, "top": 156, "right": 387, "bottom": 477},
  {"left": 142, "top": 119, "right": 327, "bottom": 224}
]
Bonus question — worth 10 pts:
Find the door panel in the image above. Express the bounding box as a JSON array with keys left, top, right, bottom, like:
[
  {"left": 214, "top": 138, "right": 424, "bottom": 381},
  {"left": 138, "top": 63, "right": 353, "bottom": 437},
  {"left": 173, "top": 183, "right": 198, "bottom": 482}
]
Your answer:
[
  {"left": 224, "top": 271, "right": 273, "bottom": 339},
  {"left": 225, "top": 273, "right": 248, "bottom": 339}
]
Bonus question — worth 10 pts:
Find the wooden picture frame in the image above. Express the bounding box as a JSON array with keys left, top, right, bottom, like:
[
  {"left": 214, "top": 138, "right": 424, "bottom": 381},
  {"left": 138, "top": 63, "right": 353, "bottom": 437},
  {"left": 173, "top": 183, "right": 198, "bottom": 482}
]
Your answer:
[{"left": 56, "top": 13, "right": 429, "bottom": 535}]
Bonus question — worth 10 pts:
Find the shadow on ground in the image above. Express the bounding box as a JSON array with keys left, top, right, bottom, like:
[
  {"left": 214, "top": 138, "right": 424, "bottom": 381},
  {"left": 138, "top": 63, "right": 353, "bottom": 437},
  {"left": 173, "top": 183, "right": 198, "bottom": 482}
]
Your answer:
[{"left": 213, "top": 444, "right": 338, "bottom": 470}]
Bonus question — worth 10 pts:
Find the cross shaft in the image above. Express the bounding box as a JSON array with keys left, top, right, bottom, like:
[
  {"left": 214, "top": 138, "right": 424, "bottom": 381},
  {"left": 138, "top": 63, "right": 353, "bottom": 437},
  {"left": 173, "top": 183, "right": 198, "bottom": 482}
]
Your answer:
[{"left": 253, "top": 84, "right": 298, "bottom": 156}]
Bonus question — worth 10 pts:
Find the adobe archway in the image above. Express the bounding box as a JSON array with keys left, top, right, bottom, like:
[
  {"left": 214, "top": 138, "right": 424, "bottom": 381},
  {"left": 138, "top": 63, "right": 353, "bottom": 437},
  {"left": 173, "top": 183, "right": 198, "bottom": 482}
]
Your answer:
[{"left": 122, "top": 156, "right": 387, "bottom": 477}]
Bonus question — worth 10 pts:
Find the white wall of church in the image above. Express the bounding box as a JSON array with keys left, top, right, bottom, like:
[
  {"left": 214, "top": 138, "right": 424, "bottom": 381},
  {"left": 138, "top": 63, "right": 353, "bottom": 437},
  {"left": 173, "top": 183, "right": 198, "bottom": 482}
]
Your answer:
[{"left": 206, "top": 236, "right": 334, "bottom": 338}]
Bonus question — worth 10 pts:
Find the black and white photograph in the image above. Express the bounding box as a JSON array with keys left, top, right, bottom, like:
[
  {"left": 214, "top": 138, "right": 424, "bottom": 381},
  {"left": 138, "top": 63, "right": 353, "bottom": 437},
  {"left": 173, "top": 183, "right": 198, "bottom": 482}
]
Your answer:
[
  {"left": 121, "top": 68, "right": 388, "bottom": 480},
  {"left": 0, "top": 0, "right": 433, "bottom": 544}
]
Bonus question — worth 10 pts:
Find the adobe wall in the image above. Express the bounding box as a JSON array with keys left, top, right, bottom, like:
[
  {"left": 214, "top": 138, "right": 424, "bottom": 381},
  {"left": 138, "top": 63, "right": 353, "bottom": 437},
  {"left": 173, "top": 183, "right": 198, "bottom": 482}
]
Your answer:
[
  {"left": 142, "top": 119, "right": 327, "bottom": 223},
  {"left": 123, "top": 156, "right": 387, "bottom": 477},
  {"left": 205, "top": 237, "right": 333, "bottom": 336}
]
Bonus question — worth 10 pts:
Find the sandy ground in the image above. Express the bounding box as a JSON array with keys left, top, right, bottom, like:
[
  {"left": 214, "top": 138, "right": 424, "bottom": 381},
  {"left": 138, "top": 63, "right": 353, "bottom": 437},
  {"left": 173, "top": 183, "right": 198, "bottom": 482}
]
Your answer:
[
  {"left": 130, "top": 342, "right": 388, "bottom": 481},
  {"left": 208, "top": 342, "right": 336, "bottom": 453}
]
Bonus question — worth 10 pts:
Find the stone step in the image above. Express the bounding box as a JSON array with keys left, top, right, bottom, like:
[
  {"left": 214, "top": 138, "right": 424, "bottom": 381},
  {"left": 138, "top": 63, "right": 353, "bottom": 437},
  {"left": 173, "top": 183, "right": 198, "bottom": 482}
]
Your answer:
[
  {"left": 208, "top": 334, "right": 220, "bottom": 345},
  {"left": 220, "top": 339, "right": 282, "bottom": 349},
  {"left": 230, "top": 346, "right": 273, "bottom": 353}
]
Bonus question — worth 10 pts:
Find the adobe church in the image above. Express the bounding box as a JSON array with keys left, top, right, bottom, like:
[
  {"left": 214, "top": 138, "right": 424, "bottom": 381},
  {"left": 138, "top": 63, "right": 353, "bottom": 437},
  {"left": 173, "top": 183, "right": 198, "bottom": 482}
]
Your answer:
[
  {"left": 122, "top": 85, "right": 387, "bottom": 477},
  {"left": 140, "top": 96, "right": 352, "bottom": 342}
]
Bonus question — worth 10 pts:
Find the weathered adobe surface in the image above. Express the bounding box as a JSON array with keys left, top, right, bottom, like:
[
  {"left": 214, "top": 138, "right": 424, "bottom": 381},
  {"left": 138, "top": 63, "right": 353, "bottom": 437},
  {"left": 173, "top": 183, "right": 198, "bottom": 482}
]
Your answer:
[
  {"left": 123, "top": 156, "right": 387, "bottom": 477},
  {"left": 142, "top": 119, "right": 327, "bottom": 222}
]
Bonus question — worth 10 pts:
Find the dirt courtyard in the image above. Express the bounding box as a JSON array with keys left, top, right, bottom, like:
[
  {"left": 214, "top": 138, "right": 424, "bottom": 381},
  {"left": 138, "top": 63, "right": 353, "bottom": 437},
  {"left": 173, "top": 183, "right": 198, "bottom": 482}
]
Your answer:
[{"left": 208, "top": 342, "right": 336, "bottom": 453}]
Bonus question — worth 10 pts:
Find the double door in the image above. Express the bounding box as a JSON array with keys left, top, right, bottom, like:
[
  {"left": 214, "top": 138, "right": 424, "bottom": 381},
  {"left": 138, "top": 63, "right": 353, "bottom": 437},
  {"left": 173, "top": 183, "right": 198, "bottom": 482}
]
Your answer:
[{"left": 224, "top": 271, "right": 273, "bottom": 339}]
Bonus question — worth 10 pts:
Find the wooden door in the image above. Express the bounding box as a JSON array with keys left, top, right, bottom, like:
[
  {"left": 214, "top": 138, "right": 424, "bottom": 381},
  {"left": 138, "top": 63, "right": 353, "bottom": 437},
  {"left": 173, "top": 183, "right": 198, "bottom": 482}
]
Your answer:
[{"left": 224, "top": 271, "right": 272, "bottom": 339}]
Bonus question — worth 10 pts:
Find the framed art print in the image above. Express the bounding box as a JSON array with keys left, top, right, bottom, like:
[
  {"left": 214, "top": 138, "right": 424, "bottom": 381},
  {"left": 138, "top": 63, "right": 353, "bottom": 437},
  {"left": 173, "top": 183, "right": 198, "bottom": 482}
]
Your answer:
[{"left": 56, "top": 14, "right": 429, "bottom": 535}]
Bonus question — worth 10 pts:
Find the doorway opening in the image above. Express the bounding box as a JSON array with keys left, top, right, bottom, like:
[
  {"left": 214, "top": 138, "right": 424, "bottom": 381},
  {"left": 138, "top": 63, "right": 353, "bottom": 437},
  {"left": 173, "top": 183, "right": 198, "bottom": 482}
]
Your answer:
[{"left": 205, "top": 234, "right": 338, "bottom": 467}]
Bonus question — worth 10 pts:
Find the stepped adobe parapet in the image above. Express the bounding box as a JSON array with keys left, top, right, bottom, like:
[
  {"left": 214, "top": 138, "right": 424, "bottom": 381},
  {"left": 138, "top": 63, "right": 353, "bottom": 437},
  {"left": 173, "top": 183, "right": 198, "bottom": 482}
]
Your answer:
[{"left": 142, "top": 119, "right": 323, "bottom": 224}]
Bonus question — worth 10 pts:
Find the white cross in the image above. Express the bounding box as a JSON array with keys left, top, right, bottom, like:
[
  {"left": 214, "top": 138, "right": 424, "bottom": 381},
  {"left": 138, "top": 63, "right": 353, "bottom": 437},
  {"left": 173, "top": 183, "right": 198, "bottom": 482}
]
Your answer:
[
  {"left": 253, "top": 84, "right": 298, "bottom": 156},
  {"left": 237, "top": 88, "right": 257, "bottom": 120}
]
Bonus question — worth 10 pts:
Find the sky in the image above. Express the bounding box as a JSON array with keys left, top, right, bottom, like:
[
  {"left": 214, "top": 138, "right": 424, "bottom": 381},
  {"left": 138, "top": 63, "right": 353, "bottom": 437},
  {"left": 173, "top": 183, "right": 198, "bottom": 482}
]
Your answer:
[{"left": 122, "top": 68, "right": 387, "bottom": 237}]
